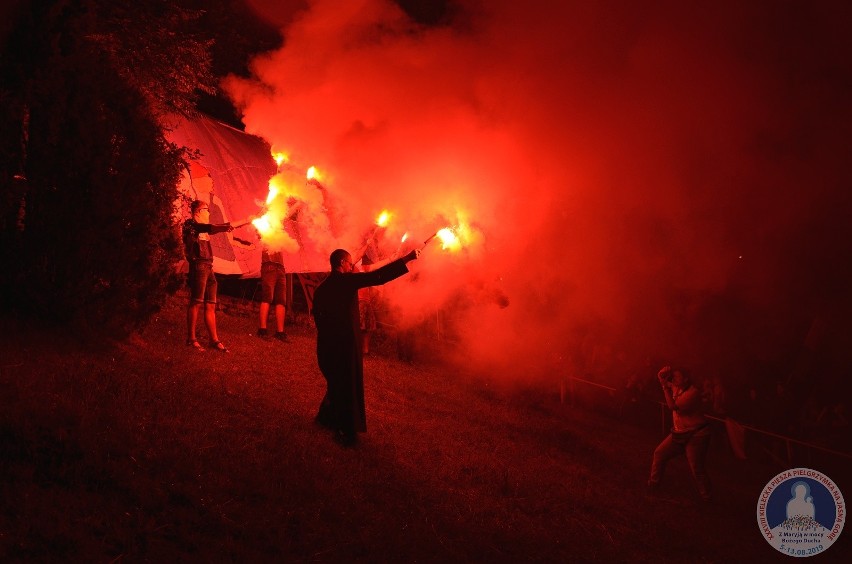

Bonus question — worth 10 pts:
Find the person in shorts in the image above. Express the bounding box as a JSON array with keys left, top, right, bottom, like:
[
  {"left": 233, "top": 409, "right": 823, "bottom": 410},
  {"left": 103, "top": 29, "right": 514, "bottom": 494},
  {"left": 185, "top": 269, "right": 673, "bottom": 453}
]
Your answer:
[
  {"left": 183, "top": 199, "right": 234, "bottom": 352},
  {"left": 258, "top": 247, "right": 288, "bottom": 341}
]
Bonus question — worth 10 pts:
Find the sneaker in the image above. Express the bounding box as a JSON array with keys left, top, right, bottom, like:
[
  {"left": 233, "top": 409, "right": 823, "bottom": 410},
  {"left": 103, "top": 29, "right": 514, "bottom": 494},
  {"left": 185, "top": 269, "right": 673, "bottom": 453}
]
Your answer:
[
  {"left": 274, "top": 331, "right": 289, "bottom": 342},
  {"left": 256, "top": 328, "right": 268, "bottom": 338}
]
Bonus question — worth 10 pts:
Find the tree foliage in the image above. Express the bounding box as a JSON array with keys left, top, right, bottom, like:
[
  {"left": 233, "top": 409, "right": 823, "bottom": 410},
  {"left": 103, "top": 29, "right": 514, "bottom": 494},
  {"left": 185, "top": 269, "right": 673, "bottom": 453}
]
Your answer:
[
  {"left": 0, "top": 0, "right": 220, "bottom": 335},
  {"left": 85, "top": 1, "right": 217, "bottom": 119}
]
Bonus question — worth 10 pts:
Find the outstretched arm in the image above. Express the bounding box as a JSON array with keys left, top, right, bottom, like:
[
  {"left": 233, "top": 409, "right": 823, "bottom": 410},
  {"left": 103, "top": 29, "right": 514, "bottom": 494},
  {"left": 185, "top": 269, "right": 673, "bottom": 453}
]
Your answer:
[
  {"left": 231, "top": 205, "right": 269, "bottom": 228},
  {"left": 352, "top": 249, "right": 421, "bottom": 289},
  {"left": 194, "top": 221, "right": 233, "bottom": 235}
]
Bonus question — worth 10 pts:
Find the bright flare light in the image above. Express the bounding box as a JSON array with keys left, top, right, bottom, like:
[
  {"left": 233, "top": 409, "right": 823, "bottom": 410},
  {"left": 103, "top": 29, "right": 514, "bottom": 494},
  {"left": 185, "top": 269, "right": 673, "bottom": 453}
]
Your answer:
[
  {"left": 306, "top": 166, "right": 318, "bottom": 180},
  {"left": 264, "top": 174, "right": 287, "bottom": 205},
  {"left": 436, "top": 227, "right": 460, "bottom": 251},
  {"left": 272, "top": 152, "right": 287, "bottom": 167},
  {"left": 252, "top": 215, "right": 273, "bottom": 236},
  {"left": 257, "top": 174, "right": 285, "bottom": 232},
  {"left": 265, "top": 184, "right": 279, "bottom": 204},
  {"left": 376, "top": 210, "right": 391, "bottom": 227},
  {"left": 401, "top": 232, "right": 408, "bottom": 243}
]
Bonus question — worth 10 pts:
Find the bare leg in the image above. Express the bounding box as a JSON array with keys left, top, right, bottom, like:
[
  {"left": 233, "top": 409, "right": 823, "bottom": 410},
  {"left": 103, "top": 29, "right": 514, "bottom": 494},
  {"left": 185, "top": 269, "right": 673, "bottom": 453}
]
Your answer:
[
  {"left": 259, "top": 301, "right": 270, "bottom": 329},
  {"left": 187, "top": 302, "right": 202, "bottom": 341},
  {"left": 274, "top": 304, "right": 285, "bottom": 333},
  {"left": 204, "top": 302, "right": 220, "bottom": 343}
]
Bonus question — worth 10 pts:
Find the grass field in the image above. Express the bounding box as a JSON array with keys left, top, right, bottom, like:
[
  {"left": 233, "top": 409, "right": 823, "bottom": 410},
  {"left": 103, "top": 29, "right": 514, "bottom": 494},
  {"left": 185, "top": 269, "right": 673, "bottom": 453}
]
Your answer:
[{"left": 0, "top": 294, "right": 848, "bottom": 562}]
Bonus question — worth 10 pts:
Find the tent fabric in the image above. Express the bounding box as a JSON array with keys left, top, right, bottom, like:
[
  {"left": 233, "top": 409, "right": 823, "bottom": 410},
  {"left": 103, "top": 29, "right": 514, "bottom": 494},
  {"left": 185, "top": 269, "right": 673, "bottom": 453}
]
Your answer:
[
  {"left": 166, "top": 114, "right": 331, "bottom": 277},
  {"left": 166, "top": 114, "right": 272, "bottom": 277}
]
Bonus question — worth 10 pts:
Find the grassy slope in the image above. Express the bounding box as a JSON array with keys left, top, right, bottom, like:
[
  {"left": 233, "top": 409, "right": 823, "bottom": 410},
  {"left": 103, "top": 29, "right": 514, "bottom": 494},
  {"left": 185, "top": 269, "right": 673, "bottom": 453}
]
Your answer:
[{"left": 0, "top": 295, "right": 848, "bottom": 563}]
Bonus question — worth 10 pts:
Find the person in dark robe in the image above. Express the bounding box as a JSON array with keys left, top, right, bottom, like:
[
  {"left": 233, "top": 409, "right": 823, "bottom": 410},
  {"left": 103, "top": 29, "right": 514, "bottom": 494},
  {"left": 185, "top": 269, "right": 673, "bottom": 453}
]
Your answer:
[{"left": 312, "top": 247, "right": 421, "bottom": 446}]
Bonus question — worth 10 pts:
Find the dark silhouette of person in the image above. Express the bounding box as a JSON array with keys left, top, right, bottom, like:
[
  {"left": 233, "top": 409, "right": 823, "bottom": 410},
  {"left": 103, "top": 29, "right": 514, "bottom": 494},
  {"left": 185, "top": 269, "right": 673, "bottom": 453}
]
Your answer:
[{"left": 312, "top": 247, "right": 421, "bottom": 446}]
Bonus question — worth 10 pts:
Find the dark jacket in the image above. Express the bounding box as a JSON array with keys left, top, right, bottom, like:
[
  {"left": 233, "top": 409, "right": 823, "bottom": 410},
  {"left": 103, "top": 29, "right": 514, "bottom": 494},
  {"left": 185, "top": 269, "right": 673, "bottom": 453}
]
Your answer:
[{"left": 183, "top": 219, "right": 231, "bottom": 263}]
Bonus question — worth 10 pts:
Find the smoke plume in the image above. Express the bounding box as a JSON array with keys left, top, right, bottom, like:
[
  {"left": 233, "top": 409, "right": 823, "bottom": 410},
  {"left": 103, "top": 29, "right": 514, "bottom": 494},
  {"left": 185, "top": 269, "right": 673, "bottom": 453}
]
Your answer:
[{"left": 226, "top": 0, "right": 852, "bottom": 387}]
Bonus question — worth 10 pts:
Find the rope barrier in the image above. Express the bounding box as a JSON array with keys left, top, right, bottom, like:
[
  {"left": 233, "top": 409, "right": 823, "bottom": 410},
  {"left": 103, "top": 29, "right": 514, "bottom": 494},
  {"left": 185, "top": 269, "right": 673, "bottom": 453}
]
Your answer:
[
  {"left": 334, "top": 306, "right": 852, "bottom": 463},
  {"left": 560, "top": 374, "right": 852, "bottom": 461}
]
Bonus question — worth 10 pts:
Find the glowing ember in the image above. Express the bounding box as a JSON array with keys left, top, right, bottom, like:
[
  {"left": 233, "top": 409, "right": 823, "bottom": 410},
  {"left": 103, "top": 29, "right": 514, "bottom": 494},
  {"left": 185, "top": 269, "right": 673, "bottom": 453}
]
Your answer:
[
  {"left": 272, "top": 152, "right": 287, "bottom": 167},
  {"left": 306, "top": 166, "right": 318, "bottom": 180},
  {"left": 376, "top": 210, "right": 391, "bottom": 227},
  {"left": 401, "top": 232, "right": 408, "bottom": 243}
]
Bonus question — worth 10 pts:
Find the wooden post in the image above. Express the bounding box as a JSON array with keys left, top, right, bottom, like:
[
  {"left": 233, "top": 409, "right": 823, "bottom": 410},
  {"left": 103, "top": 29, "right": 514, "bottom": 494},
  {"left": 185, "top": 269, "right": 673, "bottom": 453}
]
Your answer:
[{"left": 285, "top": 272, "right": 294, "bottom": 322}]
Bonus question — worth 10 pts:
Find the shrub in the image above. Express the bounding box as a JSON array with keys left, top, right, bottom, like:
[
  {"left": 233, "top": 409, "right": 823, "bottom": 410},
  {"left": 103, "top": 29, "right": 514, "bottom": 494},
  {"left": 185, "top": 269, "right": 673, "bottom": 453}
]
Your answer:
[{"left": 0, "top": 0, "right": 207, "bottom": 336}]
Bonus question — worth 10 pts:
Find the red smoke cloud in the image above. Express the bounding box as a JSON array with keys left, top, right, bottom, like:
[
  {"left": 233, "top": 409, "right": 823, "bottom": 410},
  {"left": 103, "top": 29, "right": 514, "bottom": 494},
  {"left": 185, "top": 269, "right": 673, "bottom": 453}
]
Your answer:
[{"left": 224, "top": 0, "right": 852, "bottom": 385}]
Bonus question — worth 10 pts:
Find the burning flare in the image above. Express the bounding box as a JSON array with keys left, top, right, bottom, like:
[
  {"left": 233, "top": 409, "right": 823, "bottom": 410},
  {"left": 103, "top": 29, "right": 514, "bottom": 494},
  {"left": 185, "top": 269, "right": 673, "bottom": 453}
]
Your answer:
[
  {"left": 265, "top": 184, "right": 279, "bottom": 205},
  {"left": 263, "top": 151, "right": 290, "bottom": 205},
  {"left": 250, "top": 181, "right": 299, "bottom": 254},
  {"left": 252, "top": 174, "right": 286, "bottom": 237},
  {"left": 422, "top": 219, "right": 472, "bottom": 252},
  {"left": 436, "top": 227, "right": 460, "bottom": 250},
  {"left": 376, "top": 210, "right": 391, "bottom": 227},
  {"left": 252, "top": 214, "right": 273, "bottom": 235}
]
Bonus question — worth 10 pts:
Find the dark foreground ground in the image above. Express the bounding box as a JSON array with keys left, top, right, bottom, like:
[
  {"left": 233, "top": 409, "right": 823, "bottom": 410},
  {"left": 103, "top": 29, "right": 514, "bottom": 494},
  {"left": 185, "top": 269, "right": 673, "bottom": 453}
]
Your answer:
[{"left": 0, "top": 295, "right": 849, "bottom": 562}]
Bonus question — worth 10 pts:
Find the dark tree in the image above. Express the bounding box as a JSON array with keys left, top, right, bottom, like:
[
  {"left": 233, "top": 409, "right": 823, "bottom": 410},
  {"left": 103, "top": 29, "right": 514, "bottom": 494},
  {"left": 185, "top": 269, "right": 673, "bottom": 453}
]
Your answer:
[{"left": 0, "top": 0, "right": 219, "bottom": 335}]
